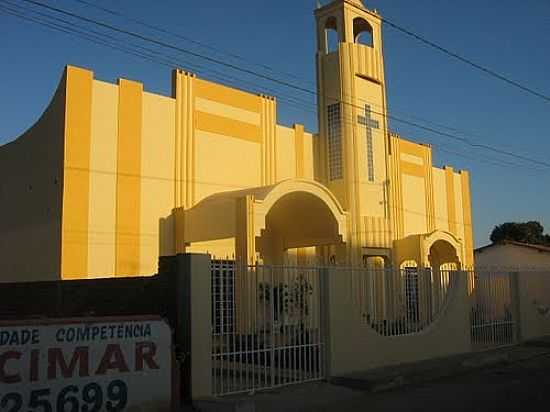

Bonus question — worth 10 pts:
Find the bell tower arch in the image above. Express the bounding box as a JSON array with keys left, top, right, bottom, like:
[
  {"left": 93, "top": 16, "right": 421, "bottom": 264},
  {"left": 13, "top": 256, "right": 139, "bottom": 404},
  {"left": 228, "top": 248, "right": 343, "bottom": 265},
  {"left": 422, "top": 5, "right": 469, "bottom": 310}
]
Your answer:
[{"left": 315, "top": 0, "right": 391, "bottom": 263}]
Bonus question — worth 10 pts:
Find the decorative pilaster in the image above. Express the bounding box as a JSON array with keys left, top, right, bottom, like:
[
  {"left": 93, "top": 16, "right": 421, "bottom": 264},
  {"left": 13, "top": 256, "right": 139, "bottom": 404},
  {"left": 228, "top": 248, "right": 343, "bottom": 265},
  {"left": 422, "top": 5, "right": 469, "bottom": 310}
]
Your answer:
[
  {"left": 259, "top": 95, "right": 277, "bottom": 185},
  {"left": 235, "top": 195, "right": 256, "bottom": 266},
  {"left": 172, "top": 69, "right": 196, "bottom": 209}
]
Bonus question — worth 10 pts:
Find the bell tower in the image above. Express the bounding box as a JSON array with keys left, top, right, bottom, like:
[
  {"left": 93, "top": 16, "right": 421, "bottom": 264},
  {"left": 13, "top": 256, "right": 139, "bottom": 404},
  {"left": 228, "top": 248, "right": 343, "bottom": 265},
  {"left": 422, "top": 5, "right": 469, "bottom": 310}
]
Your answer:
[{"left": 315, "top": 0, "right": 391, "bottom": 262}]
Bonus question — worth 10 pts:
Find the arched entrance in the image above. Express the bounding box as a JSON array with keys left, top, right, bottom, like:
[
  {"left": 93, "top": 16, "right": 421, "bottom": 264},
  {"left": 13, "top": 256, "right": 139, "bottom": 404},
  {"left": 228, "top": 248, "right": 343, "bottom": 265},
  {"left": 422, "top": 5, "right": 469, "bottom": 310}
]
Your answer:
[
  {"left": 175, "top": 179, "right": 347, "bottom": 264},
  {"left": 390, "top": 230, "right": 463, "bottom": 330},
  {"left": 180, "top": 181, "right": 344, "bottom": 393},
  {"left": 258, "top": 190, "right": 344, "bottom": 264},
  {"left": 427, "top": 238, "right": 461, "bottom": 314},
  {"left": 428, "top": 239, "right": 461, "bottom": 270}
]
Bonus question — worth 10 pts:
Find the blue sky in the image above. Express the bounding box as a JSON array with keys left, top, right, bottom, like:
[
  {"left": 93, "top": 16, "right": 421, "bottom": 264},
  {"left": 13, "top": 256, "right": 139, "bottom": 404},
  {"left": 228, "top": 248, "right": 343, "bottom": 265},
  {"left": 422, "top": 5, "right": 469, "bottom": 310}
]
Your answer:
[{"left": 1, "top": 0, "right": 549, "bottom": 247}]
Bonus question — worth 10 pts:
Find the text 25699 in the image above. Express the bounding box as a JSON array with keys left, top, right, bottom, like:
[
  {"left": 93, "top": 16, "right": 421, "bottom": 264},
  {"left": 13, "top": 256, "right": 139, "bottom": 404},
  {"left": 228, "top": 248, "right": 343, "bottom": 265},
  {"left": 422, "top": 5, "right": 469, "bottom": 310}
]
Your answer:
[{"left": 1, "top": 380, "right": 128, "bottom": 412}]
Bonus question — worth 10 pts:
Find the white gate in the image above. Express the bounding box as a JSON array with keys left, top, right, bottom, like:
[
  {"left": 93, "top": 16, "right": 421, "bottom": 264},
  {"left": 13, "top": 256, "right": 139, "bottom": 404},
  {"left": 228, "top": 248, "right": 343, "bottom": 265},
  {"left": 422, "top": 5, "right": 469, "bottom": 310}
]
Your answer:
[
  {"left": 211, "top": 261, "right": 325, "bottom": 395},
  {"left": 470, "top": 270, "right": 518, "bottom": 349}
]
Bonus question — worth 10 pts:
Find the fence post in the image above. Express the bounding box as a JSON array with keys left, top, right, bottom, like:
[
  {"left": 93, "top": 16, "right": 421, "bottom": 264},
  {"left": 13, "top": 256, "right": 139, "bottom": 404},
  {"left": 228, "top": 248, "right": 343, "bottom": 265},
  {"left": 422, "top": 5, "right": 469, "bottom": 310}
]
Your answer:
[
  {"left": 176, "top": 253, "right": 212, "bottom": 400},
  {"left": 319, "top": 267, "right": 332, "bottom": 378},
  {"left": 509, "top": 271, "right": 522, "bottom": 343},
  {"left": 321, "top": 265, "right": 360, "bottom": 377}
]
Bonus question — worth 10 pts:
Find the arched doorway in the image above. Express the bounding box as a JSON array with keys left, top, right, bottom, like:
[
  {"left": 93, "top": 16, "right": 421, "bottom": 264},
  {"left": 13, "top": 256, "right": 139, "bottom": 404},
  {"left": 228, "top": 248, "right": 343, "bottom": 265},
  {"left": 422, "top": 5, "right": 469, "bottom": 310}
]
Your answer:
[
  {"left": 257, "top": 190, "right": 345, "bottom": 264},
  {"left": 428, "top": 239, "right": 461, "bottom": 318},
  {"left": 428, "top": 239, "right": 461, "bottom": 270},
  {"left": 175, "top": 179, "right": 347, "bottom": 265}
]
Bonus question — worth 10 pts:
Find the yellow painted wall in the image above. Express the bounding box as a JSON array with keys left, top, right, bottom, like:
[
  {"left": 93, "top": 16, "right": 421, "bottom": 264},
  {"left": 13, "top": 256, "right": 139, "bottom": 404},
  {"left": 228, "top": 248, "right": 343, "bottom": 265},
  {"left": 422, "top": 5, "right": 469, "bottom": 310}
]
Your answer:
[
  {"left": 356, "top": 74, "right": 387, "bottom": 217},
  {"left": 302, "top": 131, "right": 315, "bottom": 179},
  {"left": 115, "top": 79, "right": 142, "bottom": 277},
  {"left": 432, "top": 168, "right": 449, "bottom": 232},
  {"left": 187, "top": 238, "right": 235, "bottom": 259},
  {"left": 55, "top": 70, "right": 326, "bottom": 275},
  {"left": 87, "top": 80, "right": 118, "bottom": 278},
  {"left": 61, "top": 66, "right": 93, "bottom": 280},
  {"left": 392, "top": 137, "right": 432, "bottom": 240},
  {"left": 460, "top": 171, "right": 475, "bottom": 267},
  {"left": 194, "top": 131, "right": 262, "bottom": 201},
  {"left": 318, "top": 51, "right": 346, "bottom": 208},
  {"left": 63, "top": 68, "right": 177, "bottom": 278},
  {"left": 401, "top": 174, "right": 427, "bottom": 237},
  {"left": 0, "top": 70, "right": 66, "bottom": 282},
  {"left": 0, "top": 0, "right": 476, "bottom": 279},
  {"left": 275, "top": 125, "right": 296, "bottom": 181},
  {"left": 192, "top": 79, "right": 263, "bottom": 202},
  {"left": 453, "top": 173, "right": 465, "bottom": 244},
  {"left": 139, "top": 91, "right": 176, "bottom": 273},
  {"left": 274, "top": 124, "right": 317, "bottom": 182},
  {"left": 389, "top": 134, "right": 474, "bottom": 268},
  {"left": 354, "top": 75, "right": 386, "bottom": 186},
  {"left": 0, "top": 57, "right": 475, "bottom": 279}
]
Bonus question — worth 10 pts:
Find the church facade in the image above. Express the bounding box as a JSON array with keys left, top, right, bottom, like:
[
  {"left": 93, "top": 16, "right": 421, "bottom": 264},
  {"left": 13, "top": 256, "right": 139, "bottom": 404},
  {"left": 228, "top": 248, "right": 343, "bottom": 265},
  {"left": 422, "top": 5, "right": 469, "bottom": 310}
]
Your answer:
[{"left": 0, "top": 0, "right": 473, "bottom": 281}]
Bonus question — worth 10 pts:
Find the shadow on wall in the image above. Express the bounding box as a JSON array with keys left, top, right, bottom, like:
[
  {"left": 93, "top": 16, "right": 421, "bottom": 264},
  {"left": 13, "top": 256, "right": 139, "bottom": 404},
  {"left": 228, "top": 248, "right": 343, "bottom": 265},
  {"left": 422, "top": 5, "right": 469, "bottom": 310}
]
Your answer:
[{"left": 159, "top": 214, "right": 176, "bottom": 262}]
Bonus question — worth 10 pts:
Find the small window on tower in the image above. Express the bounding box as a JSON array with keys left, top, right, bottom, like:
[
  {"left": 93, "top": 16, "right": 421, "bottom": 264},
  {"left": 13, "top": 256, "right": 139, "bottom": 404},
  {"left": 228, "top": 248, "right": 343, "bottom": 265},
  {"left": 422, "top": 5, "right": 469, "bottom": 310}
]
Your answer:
[
  {"left": 325, "top": 16, "right": 339, "bottom": 54},
  {"left": 327, "top": 103, "right": 343, "bottom": 180},
  {"left": 353, "top": 17, "right": 374, "bottom": 47}
]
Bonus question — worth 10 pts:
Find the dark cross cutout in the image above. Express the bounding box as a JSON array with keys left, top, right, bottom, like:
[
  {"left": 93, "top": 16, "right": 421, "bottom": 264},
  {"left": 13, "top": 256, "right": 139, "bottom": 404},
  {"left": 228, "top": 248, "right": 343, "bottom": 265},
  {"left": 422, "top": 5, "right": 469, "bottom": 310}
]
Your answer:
[{"left": 357, "top": 104, "right": 379, "bottom": 182}]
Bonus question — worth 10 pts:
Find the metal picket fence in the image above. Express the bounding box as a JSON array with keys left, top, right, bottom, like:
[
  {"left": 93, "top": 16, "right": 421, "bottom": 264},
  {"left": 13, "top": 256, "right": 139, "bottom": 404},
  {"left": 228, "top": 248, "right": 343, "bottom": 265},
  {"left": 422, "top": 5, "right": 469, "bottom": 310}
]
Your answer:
[
  {"left": 470, "top": 270, "right": 518, "bottom": 349},
  {"left": 210, "top": 261, "right": 548, "bottom": 395},
  {"left": 347, "top": 267, "right": 457, "bottom": 336},
  {"left": 211, "top": 261, "right": 325, "bottom": 395}
]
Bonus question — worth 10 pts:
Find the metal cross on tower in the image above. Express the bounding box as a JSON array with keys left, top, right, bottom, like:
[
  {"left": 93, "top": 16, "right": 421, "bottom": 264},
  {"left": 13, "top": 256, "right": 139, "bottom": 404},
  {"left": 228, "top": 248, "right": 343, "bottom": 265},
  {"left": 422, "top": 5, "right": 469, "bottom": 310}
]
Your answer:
[{"left": 357, "top": 104, "right": 379, "bottom": 182}]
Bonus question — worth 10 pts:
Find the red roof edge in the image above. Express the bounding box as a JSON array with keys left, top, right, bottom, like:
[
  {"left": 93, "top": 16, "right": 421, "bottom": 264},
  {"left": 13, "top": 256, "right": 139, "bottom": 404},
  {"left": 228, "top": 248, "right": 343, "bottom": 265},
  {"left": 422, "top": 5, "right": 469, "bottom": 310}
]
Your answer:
[{"left": 475, "top": 240, "right": 550, "bottom": 254}]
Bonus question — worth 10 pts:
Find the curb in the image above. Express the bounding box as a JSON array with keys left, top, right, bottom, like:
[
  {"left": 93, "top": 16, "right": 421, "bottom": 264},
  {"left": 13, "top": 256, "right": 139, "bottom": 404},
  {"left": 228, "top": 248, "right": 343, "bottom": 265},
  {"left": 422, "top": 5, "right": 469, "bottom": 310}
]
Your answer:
[{"left": 332, "top": 345, "right": 549, "bottom": 393}]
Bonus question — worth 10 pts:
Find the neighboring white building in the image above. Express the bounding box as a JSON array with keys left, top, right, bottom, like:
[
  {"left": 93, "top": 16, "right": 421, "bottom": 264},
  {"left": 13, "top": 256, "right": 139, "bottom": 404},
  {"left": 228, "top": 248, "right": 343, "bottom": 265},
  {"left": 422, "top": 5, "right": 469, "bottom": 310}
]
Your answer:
[{"left": 475, "top": 241, "right": 550, "bottom": 269}]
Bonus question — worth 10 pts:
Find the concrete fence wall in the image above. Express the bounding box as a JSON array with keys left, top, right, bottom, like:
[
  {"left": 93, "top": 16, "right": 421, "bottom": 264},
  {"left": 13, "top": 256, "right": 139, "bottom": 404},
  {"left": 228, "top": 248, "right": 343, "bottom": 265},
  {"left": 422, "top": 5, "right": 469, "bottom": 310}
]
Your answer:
[
  {"left": 5, "top": 253, "right": 550, "bottom": 401},
  {"left": 516, "top": 271, "right": 550, "bottom": 342},
  {"left": 0, "top": 253, "right": 213, "bottom": 402},
  {"left": 469, "top": 270, "right": 550, "bottom": 347},
  {"left": 322, "top": 268, "right": 471, "bottom": 376}
]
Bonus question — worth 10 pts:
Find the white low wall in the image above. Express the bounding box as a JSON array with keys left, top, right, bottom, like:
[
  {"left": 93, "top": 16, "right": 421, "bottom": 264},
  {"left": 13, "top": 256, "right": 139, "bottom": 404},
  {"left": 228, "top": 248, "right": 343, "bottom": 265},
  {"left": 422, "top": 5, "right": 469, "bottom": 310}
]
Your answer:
[{"left": 517, "top": 271, "right": 550, "bottom": 342}]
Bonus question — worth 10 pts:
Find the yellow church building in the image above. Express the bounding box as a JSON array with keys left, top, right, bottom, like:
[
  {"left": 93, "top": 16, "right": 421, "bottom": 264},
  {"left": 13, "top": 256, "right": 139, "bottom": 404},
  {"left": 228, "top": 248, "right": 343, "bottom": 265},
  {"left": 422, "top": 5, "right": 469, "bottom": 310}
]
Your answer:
[{"left": 0, "top": 0, "right": 473, "bottom": 281}]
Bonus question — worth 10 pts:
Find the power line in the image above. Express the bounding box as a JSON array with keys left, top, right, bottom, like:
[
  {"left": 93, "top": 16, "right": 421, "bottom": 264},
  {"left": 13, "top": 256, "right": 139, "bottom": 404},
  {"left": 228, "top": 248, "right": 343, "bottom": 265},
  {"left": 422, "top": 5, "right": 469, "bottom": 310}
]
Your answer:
[
  {"left": 0, "top": 5, "right": 210, "bottom": 71},
  {"left": 380, "top": 16, "right": 550, "bottom": 103},
  {"left": 4, "top": 0, "right": 550, "bottom": 173},
  {"left": 0, "top": 5, "right": 187, "bottom": 69},
  {"left": 17, "top": 0, "right": 316, "bottom": 96},
  {"left": 0, "top": 2, "right": 313, "bottom": 115},
  {"left": 68, "top": 0, "right": 512, "bottom": 147},
  {"left": 15, "top": 0, "right": 550, "bottom": 170},
  {"left": 67, "top": 0, "right": 548, "bottom": 157},
  {"left": 1, "top": 5, "right": 547, "bottom": 226},
  {"left": 0, "top": 2, "right": 524, "bottom": 173},
  {"left": 67, "top": 0, "right": 317, "bottom": 88},
  {"left": 0, "top": 1, "right": 543, "bottom": 178}
]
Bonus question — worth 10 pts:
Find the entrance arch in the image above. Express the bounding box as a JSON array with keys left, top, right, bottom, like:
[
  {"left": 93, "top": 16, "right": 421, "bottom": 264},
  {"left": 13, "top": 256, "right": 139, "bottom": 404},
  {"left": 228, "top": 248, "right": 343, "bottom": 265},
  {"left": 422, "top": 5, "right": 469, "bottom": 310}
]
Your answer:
[
  {"left": 254, "top": 180, "right": 347, "bottom": 264},
  {"left": 392, "top": 230, "right": 463, "bottom": 325},
  {"left": 425, "top": 234, "right": 462, "bottom": 318},
  {"left": 428, "top": 239, "right": 461, "bottom": 270},
  {"left": 258, "top": 190, "right": 345, "bottom": 264},
  {"left": 424, "top": 230, "right": 463, "bottom": 270},
  {"left": 175, "top": 179, "right": 347, "bottom": 264}
]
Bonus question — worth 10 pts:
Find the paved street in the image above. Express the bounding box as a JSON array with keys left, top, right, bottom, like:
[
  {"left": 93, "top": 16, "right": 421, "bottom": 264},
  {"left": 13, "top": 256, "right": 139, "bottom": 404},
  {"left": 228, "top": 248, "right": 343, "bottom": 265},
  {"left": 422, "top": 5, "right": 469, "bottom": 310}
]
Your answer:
[{"left": 199, "top": 343, "right": 550, "bottom": 412}]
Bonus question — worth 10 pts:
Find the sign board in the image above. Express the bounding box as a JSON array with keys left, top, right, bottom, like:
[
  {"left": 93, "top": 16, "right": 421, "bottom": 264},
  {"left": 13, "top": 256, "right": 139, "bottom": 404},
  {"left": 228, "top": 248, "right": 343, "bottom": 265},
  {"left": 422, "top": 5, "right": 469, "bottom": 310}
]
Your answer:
[{"left": 0, "top": 317, "right": 173, "bottom": 412}]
